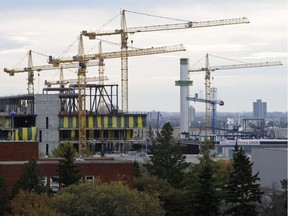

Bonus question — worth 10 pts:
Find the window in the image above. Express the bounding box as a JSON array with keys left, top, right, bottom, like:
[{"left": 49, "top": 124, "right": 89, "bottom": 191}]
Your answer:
[
  {"left": 39, "top": 130, "right": 42, "bottom": 142},
  {"left": 85, "top": 176, "right": 95, "bottom": 182},
  {"left": 46, "top": 117, "right": 49, "bottom": 129},
  {"left": 50, "top": 176, "right": 60, "bottom": 192},
  {"left": 46, "top": 144, "right": 49, "bottom": 156},
  {"left": 41, "top": 176, "right": 48, "bottom": 187}
]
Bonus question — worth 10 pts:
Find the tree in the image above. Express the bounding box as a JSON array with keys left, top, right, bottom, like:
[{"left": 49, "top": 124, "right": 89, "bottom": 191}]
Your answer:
[
  {"left": 134, "top": 168, "right": 187, "bottom": 216},
  {"left": 50, "top": 181, "right": 165, "bottom": 216},
  {"left": 280, "top": 178, "right": 287, "bottom": 211},
  {"left": 0, "top": 175, "right": 9, "bottom": 215},
  {"left": 132, "top": 160, "right": 142, "bottom": 178},
  {"left": 185, "top": 149, "right": 221, "bottom": 216},
  {"left": 145, "top": 122, "right": 189, "bottom": 188},
  {"left": 10, "top": 190, "right": 65, "bottom": 216},
  {"left": 54, "top": 142, "right": 82, "bottom": 188},
  {"left": 12, "top": 158, "right": 46, "bottom": 196},
  {"left": 223, "top": 144, "right": 263, "bottom": 216},
  {"left": 256, "top": 183, "right": 287, "bottom": 216}
]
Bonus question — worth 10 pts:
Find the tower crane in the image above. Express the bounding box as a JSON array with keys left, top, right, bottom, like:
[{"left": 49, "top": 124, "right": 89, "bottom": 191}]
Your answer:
[
  {"left": 77, "top": 34, "right": 87, "bottom": 154},
  {"left": 48, "top": 41, "right": 185, "bottom": 154},
  {"left": 189, "top": 54, "right": 283, "bottom": 130},
  {"left": 48, "top": 44, "right": 185, "bottom": 65},
  {"left": 186, "top": 95, "right": 224, "bottom": 134},
  {"left": 4, "top": 51, "right": 104, "bottom": 93},
  {"left": 81, "top": 9, "right": 250, "bottom": 112},
  {"left": 44, "top": 75, "right": 108, "bottom": 87}
]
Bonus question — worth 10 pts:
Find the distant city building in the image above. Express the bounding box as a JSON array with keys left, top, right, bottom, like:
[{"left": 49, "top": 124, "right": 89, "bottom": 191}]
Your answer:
[
  {"left": 253, "top": 99, "right": 267, "bottom": 118},
  {"left": 188, "top": 105, "right": 196, "bottom": 126}
]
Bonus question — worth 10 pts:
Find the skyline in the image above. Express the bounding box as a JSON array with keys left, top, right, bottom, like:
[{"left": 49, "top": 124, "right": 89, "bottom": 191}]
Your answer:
[{"left": 0, "top": 0, "right": 287, "bottom": 113}]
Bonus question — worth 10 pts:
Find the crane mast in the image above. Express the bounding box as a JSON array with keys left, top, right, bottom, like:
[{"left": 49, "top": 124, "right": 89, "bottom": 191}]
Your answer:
[
  {"left": 98, "top": 42, "right": 105, "bottom": 85},
  {"left": 204, "top": 54, "right": 211, "bottom": 128},
  {"left": 77, "top": 34, "right": 87, "bottom": 154},
  {"left": 120, "top": 10, "right": 129, "bottom": 112},
  {"left": 189, "top": 54, "right": 283, "bottom": 130},
  {"left": 82, "top": 10, "right": 250, "bottom": 112},
  {"left": 27, "top": 50, "right": 34, "bottom": 94}
]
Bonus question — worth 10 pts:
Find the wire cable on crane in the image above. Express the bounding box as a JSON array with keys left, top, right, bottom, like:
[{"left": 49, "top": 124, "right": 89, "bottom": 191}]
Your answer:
[
  {"left": 87, "top": 38, "right": 120, "bottom": 54},
  {"left": 58, "top": 37, "right": 79, "bottom": 58},
  {"left": 14, "top": 52, "right": 28, "bottom": 68},
  {"left": 208, "top": 53, "right": 248, "bottom": 64},
  {"left": 191, "top": 55, "right": 206, "bottom": 67},
  {"left": 191, "top": 53, "right": 248, "bottom": 68},
  {"left": 31, "top": 50, "right": 49, "bottom": 58},
  {"left": 124, "top": 9, "right": 191, "bottom": 22},
  {"left": 96, "top": 13, "right": 120, "bottom": 33},
  {"left": 87, "top": 37, "right": 144, "bottom": 54},
  {"left": 86, "top": 12, "right": 121, "bottom": 54}
]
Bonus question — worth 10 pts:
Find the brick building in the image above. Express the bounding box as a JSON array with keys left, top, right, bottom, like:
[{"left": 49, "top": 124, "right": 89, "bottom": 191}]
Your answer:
[{"left": 0, "top": 141, "right": 134, "bottom": 195}]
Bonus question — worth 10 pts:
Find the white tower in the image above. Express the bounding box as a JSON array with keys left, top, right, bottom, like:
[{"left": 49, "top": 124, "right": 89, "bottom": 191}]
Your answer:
[{"left": 175, "top": 58, "right": 193, "bottom": 139}]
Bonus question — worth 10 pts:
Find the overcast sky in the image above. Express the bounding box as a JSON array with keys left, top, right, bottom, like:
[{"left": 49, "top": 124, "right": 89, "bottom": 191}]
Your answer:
[{"left": 0, "top": 0, "right": 287, "bottom": 113}]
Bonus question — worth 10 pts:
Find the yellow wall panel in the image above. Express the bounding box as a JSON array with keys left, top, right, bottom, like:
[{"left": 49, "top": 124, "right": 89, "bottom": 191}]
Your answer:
[
  {"left": 71, "top": 130, "right": 76, "bottom": 139},
  {"left": 137, "top": 116, "right": 143, "bottom": 128},
  {"left": 15, "top": 129, "right": 19, "bottom": 141},
  {"left": 121, "top": 117, "right": 124, "bottom": 128},
  {"left": 72, "top": 117, "right": 77, "bottom": 128},
  {"left": 112, "top": 116, "right": 117, "bottom": 128},
  {"left": 129, "top": 116, "right": 133, "bottom": 128},
  {"left": 97, "top": 117, "right": 102, "bottom": 128},
  {"left": 63, "top": 117, "right": 68, "bottom": 128},
  {"left": 104, "top": 116, "right": 108, "bottom": 128},
  {"left": 89, "top": 130, "right": 94, "bottom": 139},
  {"left": 108, "top": 130, "right": 114, "bottom": 139},
  {"left": 88, "top": 116, "right": 94, "bottom": 128},
  {"left": 22, "top": 128, "right": 28, "bottom": 140},
  {"left": 32, "top": 127, "right": 37, "bottom": 140}
]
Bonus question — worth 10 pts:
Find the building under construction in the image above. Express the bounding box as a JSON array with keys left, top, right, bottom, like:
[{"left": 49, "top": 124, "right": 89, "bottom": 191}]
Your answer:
[{"left": 0, "top": 83, "right": 147, "bottom": 155}]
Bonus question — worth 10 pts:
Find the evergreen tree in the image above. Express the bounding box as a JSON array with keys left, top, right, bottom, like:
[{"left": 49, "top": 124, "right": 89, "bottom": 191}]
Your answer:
[
  {"left": 0, "top": 175, "right": 9, "bottom": 214},
  {"left": 145, "top": 122, "right": 189, "bottom": 188},
  {"left": 12, "top": 158, "right": 46, "bottom": 196},
  {"left": 192, "top": 150, "right": 220, "bottom": 216},
  {"left": 54, "top": 142, "right": 82, "bottom": 188},
  {"left": 280, "top": 178, "right": 287, "bottom": 212},
  {"left": 183, "top": 141, "right": 221, "bottom": 216},
  {"left": 134, "top": 166, "right": 187, "bottom": 216},
  {"left": 224, "top": 144, "right": 263, "bottom": 216}
]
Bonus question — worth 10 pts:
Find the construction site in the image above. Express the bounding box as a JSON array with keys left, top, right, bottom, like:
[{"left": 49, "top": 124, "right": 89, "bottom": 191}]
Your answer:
[{"left": 0, "top": 9, "right": 285, "bottom": 156}]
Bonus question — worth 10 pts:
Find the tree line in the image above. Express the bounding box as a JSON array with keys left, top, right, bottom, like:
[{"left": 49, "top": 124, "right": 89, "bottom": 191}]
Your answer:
[{"left": 0, "top": 122, "right": 287, "bottom": 215}]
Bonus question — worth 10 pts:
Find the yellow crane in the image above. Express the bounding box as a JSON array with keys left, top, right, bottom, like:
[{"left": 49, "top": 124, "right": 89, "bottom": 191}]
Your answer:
[
  {"left": 189, "top": 53, "right": 283, "bottom": 131},
  {"left": 81, "top": 9, "right": 250, "bottom": 112},
  {"left": 48, "top": 41, "right": 186, "bottom": 154},
  {"left": 48, "top": 44, "right": 186, "bottom": 65},
  {"left": 44, "top": 75, "right": 108, "bottom": 87},
  {"left": 4, "top": 51, "right": 104, "bottom": 93}
]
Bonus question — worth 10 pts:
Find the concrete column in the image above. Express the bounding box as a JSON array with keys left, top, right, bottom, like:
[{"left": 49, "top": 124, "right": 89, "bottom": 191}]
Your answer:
[{"left": 175, "top": 58, "right": 192, "bottom": 139}]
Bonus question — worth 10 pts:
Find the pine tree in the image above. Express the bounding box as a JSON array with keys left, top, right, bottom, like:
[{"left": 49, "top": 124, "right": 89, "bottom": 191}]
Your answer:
[
  {"left": 192, "top": 149, "right": 221, "bottom": 216},
  {"left": 12, "top": 158, "right": 46, "bottom": 196},
  {"left": 145, "top": 122, "right": 189, "bottom": 188},
  {"left": 183, "top": 140, "right": 221, "bottom": 216},
  {"left": 0, "top": 175, "right": 9, "bottom": 214},
  {"left": 224, "top": 144, "right": 263, "bottom": 216},
  {"left": 54, "top": 143, "right": 82, "bottom": 188}
]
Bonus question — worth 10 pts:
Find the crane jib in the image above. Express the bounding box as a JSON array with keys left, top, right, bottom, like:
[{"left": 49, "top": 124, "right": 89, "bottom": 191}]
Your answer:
[{"left": 82, "top": 17, "right": 249, "bottom": 36}]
